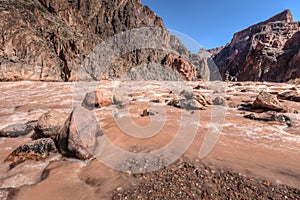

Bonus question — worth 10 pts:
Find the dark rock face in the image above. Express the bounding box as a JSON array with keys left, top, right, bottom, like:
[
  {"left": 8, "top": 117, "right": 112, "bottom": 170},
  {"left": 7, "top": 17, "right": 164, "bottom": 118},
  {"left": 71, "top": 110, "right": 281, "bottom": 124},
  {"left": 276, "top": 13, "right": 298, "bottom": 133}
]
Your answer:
[
  {"left": 56, "top": 106, "right": 100, "bottom": 160},
  {"left": 0, "top": 121, "right": 36, "bottom": 137},
  {"left": 0, "top": 0, "right": 210, "bottom": 81},
  {"left": 213, "top": 10, "right": 300, "bottom": 82},
  {"left": 5, "top": 138, "right": 57, "bottom": 168}
]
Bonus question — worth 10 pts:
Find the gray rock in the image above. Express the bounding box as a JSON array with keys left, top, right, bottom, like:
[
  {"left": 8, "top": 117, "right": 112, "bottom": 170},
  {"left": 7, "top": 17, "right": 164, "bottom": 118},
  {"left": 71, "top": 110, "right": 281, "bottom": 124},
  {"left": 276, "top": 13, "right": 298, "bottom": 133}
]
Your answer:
[
  {"left": 179, "top": 90, "right": 195, "bottom": 100},
  {"left": 244, "top": 112, "right": 292, "bottom": 126},
  {"left": 112, "top": 94, "right": 128, "bottom": 107},
  {"left": 0, "top": 121, "right": 37, "bottom": 137},
  {"left": 212, "top": 97, "right": 226, "bottom": 106},
  {"left": 184, "top": 99, "right": 205, "bottom": 110}
]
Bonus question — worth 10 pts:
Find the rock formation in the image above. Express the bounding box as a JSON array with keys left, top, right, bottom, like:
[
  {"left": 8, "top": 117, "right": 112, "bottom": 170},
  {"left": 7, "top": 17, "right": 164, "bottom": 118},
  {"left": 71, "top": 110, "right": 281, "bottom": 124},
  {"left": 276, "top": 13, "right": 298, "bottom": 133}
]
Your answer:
[
  {"left": 0, "top": 0, "right": 211, "bottom": 81},
  {"left": 212, "top": 10, "right": 300, "bottom": 82}
]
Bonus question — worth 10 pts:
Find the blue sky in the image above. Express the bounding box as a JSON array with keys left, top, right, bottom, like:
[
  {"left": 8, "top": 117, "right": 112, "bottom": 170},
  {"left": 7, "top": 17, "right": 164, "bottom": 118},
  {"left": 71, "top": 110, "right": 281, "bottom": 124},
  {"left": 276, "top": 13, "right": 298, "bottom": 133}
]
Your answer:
[{"left": 141, "top": 0, "right": 300, "bottom": 52}]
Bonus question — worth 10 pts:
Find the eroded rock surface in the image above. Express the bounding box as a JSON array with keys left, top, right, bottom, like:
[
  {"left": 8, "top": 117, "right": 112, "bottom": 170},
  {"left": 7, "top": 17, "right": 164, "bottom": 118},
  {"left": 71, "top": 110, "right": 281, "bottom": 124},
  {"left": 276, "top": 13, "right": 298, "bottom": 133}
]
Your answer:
[
  {"left": 0, "top": 0, "right": 211, "bottom": 81},
  {"left": 213, "top": 10, "right": 300, "bottom": 82},
  {"left": 5, "top": 138, "right": 57, "bottom": 168}
]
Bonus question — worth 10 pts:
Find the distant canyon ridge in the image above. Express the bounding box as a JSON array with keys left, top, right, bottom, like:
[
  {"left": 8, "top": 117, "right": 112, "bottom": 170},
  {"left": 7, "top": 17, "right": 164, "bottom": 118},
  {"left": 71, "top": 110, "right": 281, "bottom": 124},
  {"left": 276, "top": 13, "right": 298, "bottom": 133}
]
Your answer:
[
  {"left": 211, "top": 9, "right": 300, "bottom": 82},
  {"left": 0, "top": 0, "right": 299, "bottom": 82}
]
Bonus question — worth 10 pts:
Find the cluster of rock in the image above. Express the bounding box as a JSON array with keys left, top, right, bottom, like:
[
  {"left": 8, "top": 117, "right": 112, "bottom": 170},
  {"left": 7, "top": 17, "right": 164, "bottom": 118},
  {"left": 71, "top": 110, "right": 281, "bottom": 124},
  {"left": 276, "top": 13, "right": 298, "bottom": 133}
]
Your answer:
[
  {"left": 166, "top": 90, "right": 212, "bottom": 110},
  {"left": 212, "top": 10, "right": 300, "bottom": 82},
  {"left": 0, "top": 0, "right": 212, "bottom": 82},
  {"left": 0, "top": 90, "right": 133, "bottom": 168},
  {"left": 241, "top": 91, "right": 295, "bottom": 126},
  {"left": 2, "top": 107, "right": 100, "bottom": 168}
]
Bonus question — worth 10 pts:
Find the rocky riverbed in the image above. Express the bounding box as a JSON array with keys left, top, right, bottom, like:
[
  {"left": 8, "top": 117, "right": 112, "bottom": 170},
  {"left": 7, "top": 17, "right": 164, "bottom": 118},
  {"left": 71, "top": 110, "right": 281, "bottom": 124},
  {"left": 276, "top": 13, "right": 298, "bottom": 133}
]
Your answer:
[{"left": 0, "top": 81, "right": 299, "bottom": 199}]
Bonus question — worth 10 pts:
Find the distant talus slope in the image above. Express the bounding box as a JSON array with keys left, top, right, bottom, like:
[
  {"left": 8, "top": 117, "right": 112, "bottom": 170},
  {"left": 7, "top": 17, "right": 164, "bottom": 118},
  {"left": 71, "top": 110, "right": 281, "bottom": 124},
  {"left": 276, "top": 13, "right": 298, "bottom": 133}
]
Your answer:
[
  {"left": 0, "top": 0, "right": 210, "bottom": 81},
  {"left": 212, "top": 10, "right": 300, "bottom": 82}
]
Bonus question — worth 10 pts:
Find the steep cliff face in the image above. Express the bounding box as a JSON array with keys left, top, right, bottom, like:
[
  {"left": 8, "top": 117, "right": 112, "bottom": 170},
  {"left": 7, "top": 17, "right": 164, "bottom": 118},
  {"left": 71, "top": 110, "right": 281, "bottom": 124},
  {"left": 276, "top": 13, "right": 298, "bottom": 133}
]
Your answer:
[
  {"left": 213, "top": 10, "right": 300, "bottom": 82},
  {"left": 0, "top": 0, "right": 209, "bottom": 81}
]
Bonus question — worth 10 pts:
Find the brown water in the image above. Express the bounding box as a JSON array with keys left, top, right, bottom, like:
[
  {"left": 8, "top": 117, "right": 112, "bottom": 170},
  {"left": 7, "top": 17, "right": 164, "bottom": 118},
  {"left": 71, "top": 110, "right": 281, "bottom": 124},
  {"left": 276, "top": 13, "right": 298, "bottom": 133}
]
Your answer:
[{"left": 0, "top": 81, "right": 299, "bottom": 199}]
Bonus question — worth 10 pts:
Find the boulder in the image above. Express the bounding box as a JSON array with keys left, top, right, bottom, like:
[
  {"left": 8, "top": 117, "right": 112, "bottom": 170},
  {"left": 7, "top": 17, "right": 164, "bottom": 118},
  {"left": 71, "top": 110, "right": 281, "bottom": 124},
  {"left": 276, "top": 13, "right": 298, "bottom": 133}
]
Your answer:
[
  {"left": 244, "top": 112, "right": 292, "bottom": 126},
  {"left": 179, "top": 90, "right": 195, "bottom": 100},
  {"left": 34, "top": 110, "right": 69, "bottom": 139},
  {"left": 141, "top": 109, "right": 159, "bottom": 117},
  {"left": 212, "top": 97, "right": 226, "bottom": 106},
  {"left": 195, "top": 94, "right": 212, "bottom": 106},
  {"left": 253, "top": 91, "right": 287, "bottom": 112},
  {"left": 0, "top": 120, "right": 37, "bottom": 137},
  {"left": 185, "top": 99, "right": 205, "bottom": 110},
  {"left": 56, "top": 106, "right": 101, "bottom": 160},
  {"left": 167, "top": 98, "right": 205, "bottom": 110},
  {"left": 278, "top": 91, "right": 300, "bottom": 102},
  {"left": 179, "top": 90, "right": 211, "bottom": 106},
  {"left": 112, "top": 94, "right": 128, "bottom": 107},
  {"left": 149, "top": 97, "right": 165, "bottom": 104},
  {"left": 82, "top": 91, "right": 111, "bottom": 110},
  {"left": 5, "top": 138, "right": 57, "bottom": 169},
  {"left": 193, "top": 85, "right": 209, "bottom": 90},
  {"left": 167, "top": 98, "right": 183, "bottom": 109}
]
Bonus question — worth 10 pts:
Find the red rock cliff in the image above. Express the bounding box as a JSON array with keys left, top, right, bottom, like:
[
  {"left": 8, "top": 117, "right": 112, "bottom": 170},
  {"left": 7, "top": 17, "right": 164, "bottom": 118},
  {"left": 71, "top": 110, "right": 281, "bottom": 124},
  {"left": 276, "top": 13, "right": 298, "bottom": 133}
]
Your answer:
[{"left": 212, "top": 10, "right": 300, "bottom": 82}]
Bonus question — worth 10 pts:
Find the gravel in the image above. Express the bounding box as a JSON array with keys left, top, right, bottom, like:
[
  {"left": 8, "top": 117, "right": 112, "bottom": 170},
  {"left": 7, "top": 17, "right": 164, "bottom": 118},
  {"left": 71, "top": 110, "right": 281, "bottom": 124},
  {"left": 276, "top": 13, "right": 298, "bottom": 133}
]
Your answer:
[{"left": 112, "top": 161, "right": 300, "bottom": 200}]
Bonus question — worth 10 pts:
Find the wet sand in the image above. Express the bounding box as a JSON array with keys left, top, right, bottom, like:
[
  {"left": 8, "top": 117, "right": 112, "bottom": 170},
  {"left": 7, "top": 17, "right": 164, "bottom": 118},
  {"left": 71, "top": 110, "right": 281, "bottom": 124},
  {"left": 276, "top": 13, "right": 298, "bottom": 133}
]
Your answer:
[{"left": 0, "top": 81, "right": 299, "bottom": 199}]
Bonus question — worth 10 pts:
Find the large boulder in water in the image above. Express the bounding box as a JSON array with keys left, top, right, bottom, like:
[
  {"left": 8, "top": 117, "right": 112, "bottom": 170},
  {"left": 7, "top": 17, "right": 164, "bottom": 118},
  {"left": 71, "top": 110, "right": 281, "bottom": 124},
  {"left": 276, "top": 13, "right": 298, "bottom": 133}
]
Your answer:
[
  {"left": 34, "top": 110, "right": 69, "bottom": 139},
  {"left": 253, "top": 91, "right": 287, "bottom": 112},
  {"left": 56, "top": 106, "right": 101, "bottom": 160},
  {"left": 82, "top": 91, "right": 112, "bottom": 110}
]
